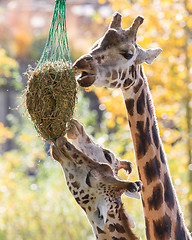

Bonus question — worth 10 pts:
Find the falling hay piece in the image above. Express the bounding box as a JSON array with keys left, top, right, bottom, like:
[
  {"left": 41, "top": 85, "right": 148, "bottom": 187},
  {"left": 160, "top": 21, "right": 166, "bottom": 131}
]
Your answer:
[{"left": 25, "top": 61, "right": 77, "bottom": 141}]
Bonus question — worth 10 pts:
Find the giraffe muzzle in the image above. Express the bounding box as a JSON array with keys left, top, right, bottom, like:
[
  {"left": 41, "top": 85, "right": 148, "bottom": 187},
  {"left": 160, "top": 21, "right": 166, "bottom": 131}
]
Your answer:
[{"left": 73, "top": 55, "right": 96, "bottom": 87}]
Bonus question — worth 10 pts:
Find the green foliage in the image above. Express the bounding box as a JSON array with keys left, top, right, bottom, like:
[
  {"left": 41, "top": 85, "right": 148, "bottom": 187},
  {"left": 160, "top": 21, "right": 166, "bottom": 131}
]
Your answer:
[{"left": 0, "top": 48, "right": 22, "bottom": 91}]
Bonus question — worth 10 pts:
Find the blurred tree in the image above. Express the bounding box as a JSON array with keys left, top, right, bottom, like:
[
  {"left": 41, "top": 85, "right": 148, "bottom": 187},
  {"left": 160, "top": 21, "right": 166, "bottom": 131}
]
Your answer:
[{"left": 0, "top": 47, "right": 21, "bottom": 91}]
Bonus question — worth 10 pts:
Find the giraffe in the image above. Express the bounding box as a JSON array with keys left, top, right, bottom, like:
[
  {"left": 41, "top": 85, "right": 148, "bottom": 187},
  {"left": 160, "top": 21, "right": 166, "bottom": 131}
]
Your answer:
[
  {"left": 73, "top": 13, "right": 192, "bottom": 240},
  {"left": 51, "top": 129, "right": 142, "bottom": 240},
  {"left": 67, "top": 119, "right": 133, "bottom": 176}
]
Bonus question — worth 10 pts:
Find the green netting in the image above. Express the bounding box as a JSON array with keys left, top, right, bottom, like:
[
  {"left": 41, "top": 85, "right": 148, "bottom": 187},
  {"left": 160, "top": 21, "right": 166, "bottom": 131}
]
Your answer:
[{"left": 25, "top": 0, "right": 77, "bottom": 142}]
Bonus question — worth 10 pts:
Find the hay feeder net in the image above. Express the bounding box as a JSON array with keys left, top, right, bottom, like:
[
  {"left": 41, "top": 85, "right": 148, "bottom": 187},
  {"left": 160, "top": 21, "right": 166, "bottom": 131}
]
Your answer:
[{"left": 26, "top": 0, "right": 77, "bottom": 142}]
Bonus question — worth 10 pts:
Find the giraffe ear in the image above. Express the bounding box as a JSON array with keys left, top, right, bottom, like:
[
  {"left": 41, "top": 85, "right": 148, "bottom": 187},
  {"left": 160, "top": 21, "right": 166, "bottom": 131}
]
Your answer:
[
  {"left": 136, "top": 47, "right": 162, "bottom": 64},
  {"left": 144, "top": 48, "right": 162, "bottom": 64},
  {"left": 93, "top": 200, "right": 109, "bottom": 231}
]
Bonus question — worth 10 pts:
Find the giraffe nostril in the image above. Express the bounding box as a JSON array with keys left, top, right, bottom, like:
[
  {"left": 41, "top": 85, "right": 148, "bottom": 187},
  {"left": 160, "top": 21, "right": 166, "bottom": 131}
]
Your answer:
[
  {"left": 84, "top": 55, "right": 93, "bottom": 62},
  {"left": 65, "top": 142, "right": 71, "bottom": 151}
]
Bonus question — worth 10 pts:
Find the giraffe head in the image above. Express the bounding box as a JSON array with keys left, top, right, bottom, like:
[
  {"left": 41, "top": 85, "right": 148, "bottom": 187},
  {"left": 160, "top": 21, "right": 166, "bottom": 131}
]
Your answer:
[
  {"left": 67, "top": 119, "right": 133, "bottom": 175},
  {"left": 51, "top": 136, "right": 142, "bottom": 239},
  {"left": 73, "top": 12, "right": 162, "bottom": 89}
]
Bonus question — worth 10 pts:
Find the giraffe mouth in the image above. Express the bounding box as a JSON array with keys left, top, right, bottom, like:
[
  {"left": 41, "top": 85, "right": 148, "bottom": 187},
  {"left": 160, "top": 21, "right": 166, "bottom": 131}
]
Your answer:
[{"left": 76, "top": 70, "right": 96, "bottom": 87}]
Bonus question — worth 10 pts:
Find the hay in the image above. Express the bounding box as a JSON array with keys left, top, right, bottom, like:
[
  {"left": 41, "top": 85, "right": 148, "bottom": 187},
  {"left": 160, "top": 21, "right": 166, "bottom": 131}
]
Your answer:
[{"left": 25, "top": 61, "right": 77, "bottom": 142}]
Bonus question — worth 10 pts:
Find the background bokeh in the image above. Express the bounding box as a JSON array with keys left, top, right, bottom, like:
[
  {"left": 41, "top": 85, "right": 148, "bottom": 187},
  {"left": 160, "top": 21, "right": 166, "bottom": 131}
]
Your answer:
[{"left": 0, "top": 0, "right": 192, "bottom": 239}]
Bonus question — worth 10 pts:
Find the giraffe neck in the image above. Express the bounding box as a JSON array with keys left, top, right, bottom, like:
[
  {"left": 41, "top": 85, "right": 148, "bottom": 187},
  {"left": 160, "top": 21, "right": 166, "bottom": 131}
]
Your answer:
[
  {"left": 90, "top": 204, "right": 140, "bottom": 240},
  {"left": 121, "top": 65, "right": 191, "bottom": 240}
]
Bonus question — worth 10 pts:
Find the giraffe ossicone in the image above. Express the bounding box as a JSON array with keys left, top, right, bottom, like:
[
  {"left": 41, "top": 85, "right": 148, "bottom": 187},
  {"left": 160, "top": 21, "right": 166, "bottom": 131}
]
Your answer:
[
  {"left": 51, "top": 131, "right": 142, "bottom": 240},
  {"left": 74, "top": 12, "right": 192, "bottom": 240}
]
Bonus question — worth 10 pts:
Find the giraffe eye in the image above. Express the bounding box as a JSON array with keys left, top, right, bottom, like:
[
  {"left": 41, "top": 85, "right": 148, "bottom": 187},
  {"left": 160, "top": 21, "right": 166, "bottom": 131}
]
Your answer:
[
  {"left": 104, "top": 151, "right": 112, "bottom": 163},
  {"left": 120, "top": 51, "right": 133, "bottom": 60}
]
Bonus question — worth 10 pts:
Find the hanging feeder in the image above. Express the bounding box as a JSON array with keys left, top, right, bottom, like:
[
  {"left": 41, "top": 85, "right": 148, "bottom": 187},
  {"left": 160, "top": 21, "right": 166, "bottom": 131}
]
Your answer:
[{"left": 25, "top": 0, "right": 77, "bottom": 142}]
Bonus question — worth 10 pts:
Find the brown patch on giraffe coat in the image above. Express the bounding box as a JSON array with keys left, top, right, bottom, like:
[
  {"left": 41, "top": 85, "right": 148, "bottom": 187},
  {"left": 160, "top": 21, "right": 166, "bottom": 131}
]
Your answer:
[
  {"left": 112, "top": 70, "right": 118, "bottom": 80},
  {"left": 80, "top": 189, "right": 84, "bottom": 195},
  {"left": 143, "top": 156, "right": 160, "bottom": 185},
  {"left": 82, "top": 194, "right": 89, "bottom": 200},
  {"left": 164, "top": 172, "right": 175, "bottom": 209},
  {"left": 146, "top": 94, "right": 153, "bottom": 118},
  {"left": 159, "top": 145, "right": 166, "bottom": 164},
  {"left": 82, "top": 199, "right": 89, "bottom": 204},
  {"left": 97, "top": 227, "right": 106, "bottom": 234},
  {"left": 109, "top": 224, "right": 115, "bottom": 232},
  {"left": 123, "top": 78, "right": 132, "bottom": 88},
  {"left": 137, "top": 89, "right": 145, "bottom": 115},
  {"left": 145, "top": 219, "right": 150, "bottom": 240},
  {"left": 125, "top": 99, "right": 134, "bottom": 116},
  {"left": 86, "top": 171, "right": 92, "bottom": 187},
  {"left": 117, "top": 83, "right": 121, "bottom": 88},
  {"left": 110, "top": 81, "right": 118, "bottom": 87},
  {"left": 175, "top": 211, "right": 187, "bottom": 240},
  {"left": 129, "top": 65, "right": 136, "bottom": 78},
  {"left": 128, "top": 119, "right": 131, "bottom": 128},
  {"left": 153, "top": 214, "right": 172, "bottom": 240},
  {"left": 133, "top": 78, "right": 143, "bottom": 93},
  {"left": 147, "top": 183, "right": 163, "bottom": 211},
  {"left": 69, "top": 173, "right": 74, "bottom": 180},
  {"left": 141, "top": 196, "right": 145, "bottom": 208},
  {"left": 108, "top": 213, "right": 115, "bottom": 219},
  {"left": 112, "top": 237, "right": 127, "bottom": 240},
  {"left": 152, "top": 122, "right": 160, "bottom": 149},
  {"left": 75, "top": 197, "right": 80, "bottom": 204},
  {"left": 119, "top": 68, "right": 122, "bottom": 76},
  {"left": 88, "top": 206, "right": 91, "bottom": 211},
  {"left": 121, "top": 70, "right": 127, "bottom": 80},
  {"left": 71, "top": 181, "right": 80, "bottom": 189},
  {"left": 114, "top": 223, "right": 126, "bottom": 233},
  {"left": 109, "top": 223, "right": 125, "bottom": 233},
  {"left": 135, "top": 119, "right": 151, "bottom": 159},
  {"left": 73, "top": 190, "right": 78, "bottom": 195}
]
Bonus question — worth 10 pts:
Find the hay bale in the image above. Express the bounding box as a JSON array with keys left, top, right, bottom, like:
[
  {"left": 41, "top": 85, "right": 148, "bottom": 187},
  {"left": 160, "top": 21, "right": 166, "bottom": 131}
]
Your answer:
[{"left": 25, "top": 61, "right": 77, "bottom": 141}]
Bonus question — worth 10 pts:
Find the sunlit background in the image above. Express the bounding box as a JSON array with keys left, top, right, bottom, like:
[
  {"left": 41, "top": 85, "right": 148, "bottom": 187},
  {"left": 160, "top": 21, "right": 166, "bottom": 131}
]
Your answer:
[{"left": 0, "top": 0, "right": 192, "bottom": 239}]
